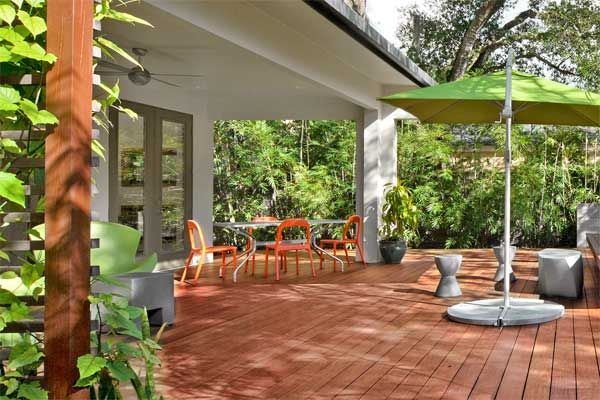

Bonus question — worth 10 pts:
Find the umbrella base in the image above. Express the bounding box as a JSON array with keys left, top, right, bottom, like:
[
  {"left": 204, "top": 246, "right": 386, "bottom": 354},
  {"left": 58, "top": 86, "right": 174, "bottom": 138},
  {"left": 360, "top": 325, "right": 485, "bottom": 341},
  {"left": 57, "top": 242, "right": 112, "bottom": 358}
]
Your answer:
[{"left": 447, "top": 298, "right": 564, "bottom": 326}]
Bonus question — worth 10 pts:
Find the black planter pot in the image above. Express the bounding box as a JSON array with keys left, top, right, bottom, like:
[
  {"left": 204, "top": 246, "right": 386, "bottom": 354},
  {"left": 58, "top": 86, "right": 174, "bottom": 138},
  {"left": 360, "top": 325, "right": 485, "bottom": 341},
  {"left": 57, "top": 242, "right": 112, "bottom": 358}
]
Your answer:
[{"left": 379, "top": 239, "right": 407, "bottom": 264}]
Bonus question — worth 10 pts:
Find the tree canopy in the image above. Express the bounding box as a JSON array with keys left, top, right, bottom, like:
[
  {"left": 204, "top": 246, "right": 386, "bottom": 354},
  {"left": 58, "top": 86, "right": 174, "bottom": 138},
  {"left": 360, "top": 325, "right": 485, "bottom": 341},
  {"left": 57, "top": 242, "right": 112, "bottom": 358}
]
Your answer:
[{"left": 398, "top": 0, "right": 600, "bottom": 89}]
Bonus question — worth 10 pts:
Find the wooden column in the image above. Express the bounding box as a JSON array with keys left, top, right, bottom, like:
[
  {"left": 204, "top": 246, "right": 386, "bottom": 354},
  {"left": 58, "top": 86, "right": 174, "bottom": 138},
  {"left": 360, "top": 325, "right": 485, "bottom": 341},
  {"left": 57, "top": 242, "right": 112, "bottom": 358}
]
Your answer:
[{"left": 45, "top": 0, "right": 93, "bottom": 398}]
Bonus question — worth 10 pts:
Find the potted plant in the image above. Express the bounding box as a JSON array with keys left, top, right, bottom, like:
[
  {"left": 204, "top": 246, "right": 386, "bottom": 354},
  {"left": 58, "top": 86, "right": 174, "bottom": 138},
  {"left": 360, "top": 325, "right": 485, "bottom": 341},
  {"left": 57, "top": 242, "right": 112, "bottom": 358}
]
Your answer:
[{"left": 379, "top": 181, "right": 419, "bottom": 264}]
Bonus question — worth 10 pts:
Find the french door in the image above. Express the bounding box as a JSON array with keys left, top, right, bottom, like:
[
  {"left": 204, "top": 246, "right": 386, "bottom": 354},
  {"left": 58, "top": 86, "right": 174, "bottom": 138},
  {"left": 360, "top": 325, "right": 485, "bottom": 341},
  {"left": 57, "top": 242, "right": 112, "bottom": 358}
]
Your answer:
[{"left": 109, "top": 101, "right": 192, "bottom": 261}]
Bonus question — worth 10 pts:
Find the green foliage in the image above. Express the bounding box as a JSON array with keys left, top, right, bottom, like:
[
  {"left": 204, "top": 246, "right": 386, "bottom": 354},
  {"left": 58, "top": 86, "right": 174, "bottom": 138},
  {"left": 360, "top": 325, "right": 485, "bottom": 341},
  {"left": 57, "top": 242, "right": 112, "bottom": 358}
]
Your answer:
[
  {"left": 398, "top": 0, "right": 600, "bottom": 89},
  {"left": 379, "top": 181, "right": 419, "bottom": 242},
  {"left": 213, "top": 120, "right": 356, "bottom": 242},
  {"left": 0, "top": 0, "right": 54, "bottom": 397},
  {"left": 78, "top": 286, "right": 164, "bottom": 400},
  {"left": 398, "top": 122, "right": 600, "bottom": 248},
  {"left": 0, "top": 0, "right": 160, "bottom": 398}
]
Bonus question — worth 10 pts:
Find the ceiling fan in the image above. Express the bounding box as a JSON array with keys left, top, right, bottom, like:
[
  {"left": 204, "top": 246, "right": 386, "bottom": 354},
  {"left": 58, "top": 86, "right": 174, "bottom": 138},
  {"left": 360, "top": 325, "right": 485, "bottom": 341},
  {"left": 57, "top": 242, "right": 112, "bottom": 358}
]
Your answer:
[{"left": 96, "top": 47, "right": 204, "bottom": 88}]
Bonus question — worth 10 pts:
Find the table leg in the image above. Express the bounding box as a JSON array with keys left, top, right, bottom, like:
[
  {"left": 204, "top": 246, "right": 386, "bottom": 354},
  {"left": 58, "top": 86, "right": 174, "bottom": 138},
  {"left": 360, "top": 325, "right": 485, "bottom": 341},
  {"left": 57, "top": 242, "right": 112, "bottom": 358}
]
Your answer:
[
  {"left": 311, "top": 226, "right": 345, "bottom": 272},
  {"left": 228, "top": 227, "right": 256, "bottom": 283}
]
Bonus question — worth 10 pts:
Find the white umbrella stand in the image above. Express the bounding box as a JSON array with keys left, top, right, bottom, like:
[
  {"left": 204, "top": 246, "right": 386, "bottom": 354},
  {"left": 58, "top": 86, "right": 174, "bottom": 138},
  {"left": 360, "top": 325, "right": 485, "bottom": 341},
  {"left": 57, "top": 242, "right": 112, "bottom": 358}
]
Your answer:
[{"left": 446, "top": 50, "right": 565, "bottom": 326}]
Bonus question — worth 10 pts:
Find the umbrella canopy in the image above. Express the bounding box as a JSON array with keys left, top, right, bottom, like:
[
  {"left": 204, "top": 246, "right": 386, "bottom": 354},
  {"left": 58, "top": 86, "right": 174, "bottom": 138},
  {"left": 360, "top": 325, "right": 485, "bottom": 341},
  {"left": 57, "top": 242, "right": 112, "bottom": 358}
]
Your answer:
[{"left": 379, "top": 71, "right": 600, "bottom": 127}]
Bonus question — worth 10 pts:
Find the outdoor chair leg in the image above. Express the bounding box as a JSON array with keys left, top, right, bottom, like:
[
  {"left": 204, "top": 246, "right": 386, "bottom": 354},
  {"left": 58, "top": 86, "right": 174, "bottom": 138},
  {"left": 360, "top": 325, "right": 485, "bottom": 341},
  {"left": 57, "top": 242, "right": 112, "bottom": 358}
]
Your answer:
[
  {"left": 220, "top": 252, "right": 226, "bottom": 278},
  {"left": 295, "top": 250, "right": 300, "bottom": 275},
  {"left": 181, "top": 251, "right": 194, "bottom": 283},
  {"left": 333, "top": 243, "right": 337, "bottom": 272},
  {"left": 307, "top": 249, "right": 316, "bottom": 278},
  {"left": 275, "top": 250, "right": 281, "bottom": 281},
  {"left": 356, "top": 242, "right": 366, "bottom": 266},
  {"left": 283, "top": 253, "right": 287, "bottom": 272},
  {"left": 193, "top": 250, "right": 207, "bottom": 283},
  {"left": 319, "top": 244, "right": 324, "bottom": 270},
  {"left": 344, "top": 246, "right": 351, "bottom": 265},
  {"left": 264, "top": 248, "right": 269, "bottom": 278},
  {"left": 231, "top": 249, "right": 237, "bottom": 280}
]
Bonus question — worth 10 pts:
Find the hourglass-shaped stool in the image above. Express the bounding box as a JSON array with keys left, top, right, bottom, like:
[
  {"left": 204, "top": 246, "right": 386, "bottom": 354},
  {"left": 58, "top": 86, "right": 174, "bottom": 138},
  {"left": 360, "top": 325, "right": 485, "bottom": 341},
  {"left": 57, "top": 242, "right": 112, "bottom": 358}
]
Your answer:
[
  {"left": 434, "top": 254, "right": 462, "bottom": 297},
  {"left": 493, "top": 245, "right": 517, "bottom": 282}
]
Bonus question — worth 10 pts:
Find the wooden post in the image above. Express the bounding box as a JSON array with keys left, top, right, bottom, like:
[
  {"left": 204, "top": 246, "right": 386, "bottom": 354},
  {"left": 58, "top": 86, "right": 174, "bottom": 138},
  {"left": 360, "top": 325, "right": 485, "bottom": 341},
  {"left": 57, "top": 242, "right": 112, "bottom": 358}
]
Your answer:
[{"left": 45, "top": 0, "right": 93, "bottom": 398}]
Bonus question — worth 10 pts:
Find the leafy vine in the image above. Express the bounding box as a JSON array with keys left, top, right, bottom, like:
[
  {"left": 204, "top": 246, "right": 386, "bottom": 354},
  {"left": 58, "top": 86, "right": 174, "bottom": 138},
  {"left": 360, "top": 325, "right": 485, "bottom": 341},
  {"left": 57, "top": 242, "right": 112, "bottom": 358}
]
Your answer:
[{"left": 0, "top": 0, "right": 162, "bottom": 398}]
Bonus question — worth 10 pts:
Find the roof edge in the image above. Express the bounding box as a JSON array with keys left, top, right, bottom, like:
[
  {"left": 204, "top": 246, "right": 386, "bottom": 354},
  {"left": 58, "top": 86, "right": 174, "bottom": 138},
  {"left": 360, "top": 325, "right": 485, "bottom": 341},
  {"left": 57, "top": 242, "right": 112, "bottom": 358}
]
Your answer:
[{"left": 303, "top": 0, "right": 436, "bottom": 88}]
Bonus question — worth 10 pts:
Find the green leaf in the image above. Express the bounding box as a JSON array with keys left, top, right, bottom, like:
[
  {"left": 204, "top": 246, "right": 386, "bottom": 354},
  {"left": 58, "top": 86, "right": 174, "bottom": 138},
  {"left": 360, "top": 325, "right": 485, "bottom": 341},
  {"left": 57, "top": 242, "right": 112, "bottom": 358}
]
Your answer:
[
  {"left": 0, "top": 46, "right": 11, "bottom": 62},
  {"left": 23, "top": 0, "right": 43, "bottom": 8},
  {"left": 105, "top": 9, "right": 153, "bottom": 27},
  {"left": 0, "top": 171, "right": 24, "bottom": 207},
  {"left": 0, "top": 85, "right": 20, "bottom": 112},
  {"left": 76, "top": 354, "right": 107, "bottom": 381},
  {"left": 1, "top": 138, "right": 21, "bottom": 153},
  {"left": 0, "top": 271, "right": 16, "bottom": 279},
  {"left": 19, "top": 99, "right": 58, "bottom": 125},
  {"left": 107, "top": 361, "right": 135, "bottom": 381},
  {"left": 0, "top": 26, "right": 26, "bottom": 44},
  {"left": 116, "top": 342, "right": 141, "bottom": 357},
  {"left": 0, "top": 85, "right": 19, "bottom": 104},
  {"left": 92, "top": 139, "right": 105, "bottom": 160},
  {"left": 96, "top": 37, "right": 142, "bottom": 68},
  {"left": 17, "top": 382, "right": 47, "bottom": 400},
  {"left": 17, "top": 11, "right": 46, "bottom": 38},
  {"left": 10, "top": 41, "right": 56, "bottom": 63},
  {"left": 1, "top": 377, "right": 19, "bottom": 395},
  {"left": 0, "top": 1, "right": 16, "bottom": 25},
  {"left": 93, "top": 273, "right": 127, "bottom": 288},
  {"left": 7, "top": 342, "right": 43, "bottom": 370},
  {"left": 10, "top": 0, "right": 22, "bottom": 7}
]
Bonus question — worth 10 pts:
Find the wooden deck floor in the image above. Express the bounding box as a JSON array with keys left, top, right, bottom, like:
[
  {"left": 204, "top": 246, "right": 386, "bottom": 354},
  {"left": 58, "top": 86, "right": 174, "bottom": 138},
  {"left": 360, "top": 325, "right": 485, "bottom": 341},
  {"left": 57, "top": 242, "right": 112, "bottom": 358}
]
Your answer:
[{"left": 157, "top": 248, "right": 600, "bottom": 399}]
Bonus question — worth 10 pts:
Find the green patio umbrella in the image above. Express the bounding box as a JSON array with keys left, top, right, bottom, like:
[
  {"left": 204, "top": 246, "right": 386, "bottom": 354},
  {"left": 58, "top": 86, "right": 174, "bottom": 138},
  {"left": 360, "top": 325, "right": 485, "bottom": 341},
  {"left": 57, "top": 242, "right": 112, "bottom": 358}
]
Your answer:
[{"left": 379, "top": 52, "right": 600, "bottom": 326}]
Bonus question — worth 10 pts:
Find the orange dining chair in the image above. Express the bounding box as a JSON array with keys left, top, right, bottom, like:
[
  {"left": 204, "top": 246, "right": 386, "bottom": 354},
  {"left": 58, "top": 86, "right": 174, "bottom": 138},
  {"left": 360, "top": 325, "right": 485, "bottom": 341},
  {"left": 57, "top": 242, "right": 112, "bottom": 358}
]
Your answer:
[
  {"left": 181, "top": 220, "right": 237, "bottom": 284},
  {"left": 319, "top": 215, "right": 366, "bottom": 271},
  {"left": 246, "top": 216, "right": 287, "bottom": 273},
  {"left": 264, "top": 218, "right": 316, "bottom": 281}
]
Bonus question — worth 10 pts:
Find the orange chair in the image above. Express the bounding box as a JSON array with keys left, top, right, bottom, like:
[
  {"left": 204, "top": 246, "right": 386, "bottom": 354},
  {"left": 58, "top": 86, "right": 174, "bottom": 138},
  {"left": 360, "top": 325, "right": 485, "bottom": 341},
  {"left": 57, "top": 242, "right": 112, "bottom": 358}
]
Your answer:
[
  {"left": 181, "top": 220, "right": 237, "bottom": 284},
  {"left": 246, "top": 216, "right": 286, "bottom": 273},
  {"left": 319, "top": 215, "right": 366, "bottom": 271},
  {"left": 264, "top": 219, "right": 316, "bottom": 281}
]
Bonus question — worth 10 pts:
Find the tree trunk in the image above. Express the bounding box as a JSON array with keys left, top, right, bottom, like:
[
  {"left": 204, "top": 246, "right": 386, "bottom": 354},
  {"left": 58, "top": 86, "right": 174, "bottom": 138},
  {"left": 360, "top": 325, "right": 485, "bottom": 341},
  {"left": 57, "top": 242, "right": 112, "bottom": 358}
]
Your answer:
[{"left": 449, "top": 0, "right": 505, "bottom": 81}]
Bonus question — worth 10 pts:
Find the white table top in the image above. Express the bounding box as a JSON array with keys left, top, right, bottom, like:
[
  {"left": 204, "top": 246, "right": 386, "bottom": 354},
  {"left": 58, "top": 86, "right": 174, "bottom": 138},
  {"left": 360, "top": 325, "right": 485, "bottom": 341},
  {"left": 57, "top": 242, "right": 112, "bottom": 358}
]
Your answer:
[
  {"left": 214, "top": 219, "right": 346, "bottom": 228},
  {"left": 538, "top": 248, "right": 581, "bottom": 258}
]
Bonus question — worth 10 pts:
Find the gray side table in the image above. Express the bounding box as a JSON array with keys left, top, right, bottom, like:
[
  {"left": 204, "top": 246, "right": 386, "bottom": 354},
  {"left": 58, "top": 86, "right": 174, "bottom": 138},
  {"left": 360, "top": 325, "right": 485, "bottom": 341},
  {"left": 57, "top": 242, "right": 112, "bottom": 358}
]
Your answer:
[
  {"left": 92, "top": 271, "right": 175, "bottom": 326},
  {"left": 538, "top": 248, "right": 583, "bottom": 298},
  {"left": 434, "top": 254, "right": 462, "bottom": 297}
]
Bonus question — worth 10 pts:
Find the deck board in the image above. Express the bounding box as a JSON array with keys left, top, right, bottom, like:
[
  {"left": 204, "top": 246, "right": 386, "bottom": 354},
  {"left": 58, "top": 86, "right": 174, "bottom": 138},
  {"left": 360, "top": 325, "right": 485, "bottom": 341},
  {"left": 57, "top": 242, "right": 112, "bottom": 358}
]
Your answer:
[{"left": 156, "top": 248, "right": 600, "bottom": 399}]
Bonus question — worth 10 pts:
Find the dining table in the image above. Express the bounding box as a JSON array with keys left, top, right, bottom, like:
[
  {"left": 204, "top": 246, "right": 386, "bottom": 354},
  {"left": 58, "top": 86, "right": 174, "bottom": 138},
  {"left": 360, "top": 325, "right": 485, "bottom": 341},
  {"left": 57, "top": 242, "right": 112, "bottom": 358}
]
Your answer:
[{"left": 214, "top": 219, "right": 347, "bottom": 282}]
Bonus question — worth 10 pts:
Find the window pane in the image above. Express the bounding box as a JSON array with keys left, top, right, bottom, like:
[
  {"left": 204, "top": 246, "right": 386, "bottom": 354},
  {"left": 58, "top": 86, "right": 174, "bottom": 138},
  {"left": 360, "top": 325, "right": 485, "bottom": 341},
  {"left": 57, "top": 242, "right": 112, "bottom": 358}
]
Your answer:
[
  {"left": 118, "top": 113, "right": 144, "bottom": 253},
  {"left": 161, "top": 120, "right": 185, "bottom": 252}
]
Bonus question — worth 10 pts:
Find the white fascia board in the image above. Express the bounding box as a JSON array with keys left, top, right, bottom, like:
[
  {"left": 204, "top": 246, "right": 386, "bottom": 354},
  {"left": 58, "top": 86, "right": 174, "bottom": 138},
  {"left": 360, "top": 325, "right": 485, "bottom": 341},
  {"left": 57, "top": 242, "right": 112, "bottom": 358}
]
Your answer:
[{"left": 146, "top": 0, "right": 382, "bottom": 109}]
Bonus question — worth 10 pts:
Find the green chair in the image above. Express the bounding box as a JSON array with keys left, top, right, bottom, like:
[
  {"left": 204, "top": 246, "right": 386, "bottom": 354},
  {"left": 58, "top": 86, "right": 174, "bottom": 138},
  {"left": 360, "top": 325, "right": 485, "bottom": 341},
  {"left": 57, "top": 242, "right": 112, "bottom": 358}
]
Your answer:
[{"left": 31, "top": 221, "right": 157, "bottom": 276}]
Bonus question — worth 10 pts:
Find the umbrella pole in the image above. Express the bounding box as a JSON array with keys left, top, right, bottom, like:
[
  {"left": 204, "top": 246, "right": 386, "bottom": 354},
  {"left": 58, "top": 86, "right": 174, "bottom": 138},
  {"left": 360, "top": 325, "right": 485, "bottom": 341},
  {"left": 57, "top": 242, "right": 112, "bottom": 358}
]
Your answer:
[
  {"left": 446, "top": 49, "right": 564, "bottom": 326},
  {"left": 502, "top": 51, "right": 514, "bottom": 310}
]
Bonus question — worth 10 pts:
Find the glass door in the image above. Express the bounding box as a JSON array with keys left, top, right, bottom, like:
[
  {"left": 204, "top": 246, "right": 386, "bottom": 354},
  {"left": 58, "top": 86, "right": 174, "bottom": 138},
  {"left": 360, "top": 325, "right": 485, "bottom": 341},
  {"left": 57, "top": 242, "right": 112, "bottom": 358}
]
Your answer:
[{"left": 110, "top": 102, "right": 192, "bottom": 260}]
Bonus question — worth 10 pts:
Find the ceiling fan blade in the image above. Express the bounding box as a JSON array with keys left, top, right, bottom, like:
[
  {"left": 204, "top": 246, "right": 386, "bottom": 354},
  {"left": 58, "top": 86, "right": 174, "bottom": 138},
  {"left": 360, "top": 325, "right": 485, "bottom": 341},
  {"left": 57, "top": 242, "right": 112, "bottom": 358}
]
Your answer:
[
  {"left": 97, "top": 59, "right": 130, "bottom": 73},
  {"left": 95, "top": 71, "right": 129, "bottom": 76},
  {"left": 152, "top": 76, "right": 181, "bottom": 88},
  {"left": 151, "top": 73, "right": 205, "bottom": 77}
]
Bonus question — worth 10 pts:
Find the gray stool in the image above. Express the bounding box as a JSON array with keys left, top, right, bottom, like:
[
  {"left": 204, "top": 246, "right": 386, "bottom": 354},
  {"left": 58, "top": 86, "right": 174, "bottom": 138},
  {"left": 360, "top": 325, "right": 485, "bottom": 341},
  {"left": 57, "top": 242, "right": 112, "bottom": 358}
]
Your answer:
[
  {"left": 538, "top": 248, "right": 583, "bottom": 298},
  {"left": 92, "top": 271, "right": 175, "bottom": 326},
  {"left": 434, "top": 255, "right": 462, "bottom": 297},
  {"left": 493, "top": 245, "right": 517, "bottom": 282}
]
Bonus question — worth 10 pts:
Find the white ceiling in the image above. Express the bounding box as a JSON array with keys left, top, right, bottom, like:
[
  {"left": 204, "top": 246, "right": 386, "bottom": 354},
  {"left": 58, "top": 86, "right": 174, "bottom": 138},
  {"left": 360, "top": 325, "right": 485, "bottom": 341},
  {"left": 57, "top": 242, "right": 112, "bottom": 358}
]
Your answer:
[{"left": 102, "top": 2, "right": 343, "bottom": 97}]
